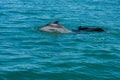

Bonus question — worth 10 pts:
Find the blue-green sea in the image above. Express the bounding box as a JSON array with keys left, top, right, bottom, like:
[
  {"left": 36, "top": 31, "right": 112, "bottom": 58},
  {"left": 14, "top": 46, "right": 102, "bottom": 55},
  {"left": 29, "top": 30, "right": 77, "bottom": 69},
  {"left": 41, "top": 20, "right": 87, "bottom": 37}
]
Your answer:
[{"left": 0, "top": 0, "right": 120, "bottom": 80}]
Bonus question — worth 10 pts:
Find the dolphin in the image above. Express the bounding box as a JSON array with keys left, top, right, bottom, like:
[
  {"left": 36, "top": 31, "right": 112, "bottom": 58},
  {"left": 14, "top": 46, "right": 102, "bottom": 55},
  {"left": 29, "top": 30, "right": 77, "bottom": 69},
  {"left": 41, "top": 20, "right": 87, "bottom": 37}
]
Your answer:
[
  {"left": 72, "top": 26, "right": 105, "bottom": 32},
  {"left": 78, "top": 26, "right": 104, "bottom": 32},
  {"left": 39, "top": 21, "right": 72, "bottom": 33}
]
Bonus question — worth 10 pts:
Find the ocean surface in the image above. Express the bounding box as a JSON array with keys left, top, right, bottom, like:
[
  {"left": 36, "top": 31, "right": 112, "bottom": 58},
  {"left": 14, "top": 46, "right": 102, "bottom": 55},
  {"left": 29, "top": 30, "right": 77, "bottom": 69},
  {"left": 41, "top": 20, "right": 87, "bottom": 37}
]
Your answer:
[{"left": 0, "top": 0, "right": 120, "bottom": 80}]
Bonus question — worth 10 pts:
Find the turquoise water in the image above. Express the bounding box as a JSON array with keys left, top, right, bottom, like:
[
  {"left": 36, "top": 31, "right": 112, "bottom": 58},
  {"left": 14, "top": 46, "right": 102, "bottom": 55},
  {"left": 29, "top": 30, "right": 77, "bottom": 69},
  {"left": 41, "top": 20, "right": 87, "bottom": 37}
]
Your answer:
[{"left": 0, "top": 0, "right": 120, "bottom": 80}]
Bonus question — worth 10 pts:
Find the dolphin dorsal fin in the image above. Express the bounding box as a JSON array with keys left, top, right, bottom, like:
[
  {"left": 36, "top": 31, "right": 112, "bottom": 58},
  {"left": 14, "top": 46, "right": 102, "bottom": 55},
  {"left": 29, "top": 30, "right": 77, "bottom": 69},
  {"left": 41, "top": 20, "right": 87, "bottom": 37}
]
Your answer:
[
  {"left": 53, "top": 21, "right": 59, "bottom": 24},
  {"left": 78, "top": 26, "right": 82, "bottom": 30}
]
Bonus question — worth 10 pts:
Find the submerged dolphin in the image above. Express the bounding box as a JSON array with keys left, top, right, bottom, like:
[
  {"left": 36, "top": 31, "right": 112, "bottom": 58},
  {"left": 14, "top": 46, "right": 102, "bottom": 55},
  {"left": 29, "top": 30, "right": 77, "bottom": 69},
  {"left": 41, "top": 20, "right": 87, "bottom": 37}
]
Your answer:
[{"left": 39, "top": 21, "right": 72, "bottom": 33}]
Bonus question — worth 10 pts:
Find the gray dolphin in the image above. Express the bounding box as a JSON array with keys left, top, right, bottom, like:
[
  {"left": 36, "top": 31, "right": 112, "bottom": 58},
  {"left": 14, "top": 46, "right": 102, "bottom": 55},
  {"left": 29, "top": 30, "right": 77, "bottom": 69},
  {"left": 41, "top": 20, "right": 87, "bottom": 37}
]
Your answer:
[{"left": 39, "top": 21, "right": 72, "bottom": 33}]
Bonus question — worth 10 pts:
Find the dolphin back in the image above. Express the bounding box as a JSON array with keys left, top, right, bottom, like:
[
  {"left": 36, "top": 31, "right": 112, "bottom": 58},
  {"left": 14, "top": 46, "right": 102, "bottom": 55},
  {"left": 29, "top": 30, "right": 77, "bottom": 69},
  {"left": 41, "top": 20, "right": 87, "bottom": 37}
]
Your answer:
[{"left": 39, "top": 21, "right": 72, "bottom": 33}]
